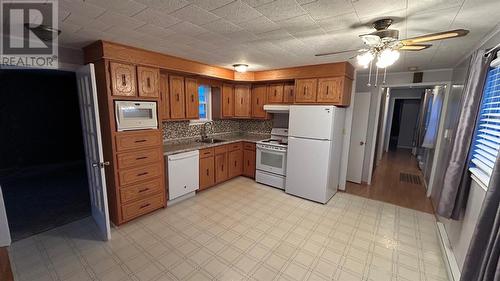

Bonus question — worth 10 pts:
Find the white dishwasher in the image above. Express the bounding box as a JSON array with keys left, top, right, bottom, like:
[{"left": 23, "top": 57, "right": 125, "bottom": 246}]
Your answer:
[{"left": 167, "top": 150, "right": 199, "bottom": 201}]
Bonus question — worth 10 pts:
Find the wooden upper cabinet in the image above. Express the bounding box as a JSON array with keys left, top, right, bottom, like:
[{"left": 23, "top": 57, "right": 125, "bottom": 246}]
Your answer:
[
  {"left": 283, "top": 83, "right": 295, "bottom": 104},
  {"left": 222, "top": 84, "right": 234, "bottom": 118},
  {"left": 295, "top": 78, "right": 317, "bottom": 103},
  {"left": 267, "top": 83, "right": 284, "bottom": 103},
  {"left": 234, "top": 84, "right": 251, "bottom": 118},
  {"left": 159, "top": 74, "right": 170, "bottom": 120},
  {"left": 317, "top": 77, "right": 342, "bottom": 103},
  {"left": 252, "top": 85, "right": 267, "bottom": 119},
  {"left": 169, "top": 75, "right": 185, "bottom": 119},
  {"left": 185, "top": 78, "right": 199, "bottom": 119},
  {"left": 137, "top": 66, "right": 159, "bottom": 98},
  {"left": 109, "top": 62, "right": 136, "bottom": 97}
]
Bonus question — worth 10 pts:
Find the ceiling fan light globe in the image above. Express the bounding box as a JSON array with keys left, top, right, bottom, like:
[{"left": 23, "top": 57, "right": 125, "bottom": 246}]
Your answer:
[
  {"left": 357, "top": 52, "right": 374, "bottom": 68},
  {"left": 377, "top": 49, "right": 400, "bottom": 68}
]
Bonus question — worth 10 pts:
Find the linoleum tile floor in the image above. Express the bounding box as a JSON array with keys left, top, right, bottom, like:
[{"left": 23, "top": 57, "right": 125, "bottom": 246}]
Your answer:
[{"left": 8, "top": 177, "right": 448, "bottom": 281}]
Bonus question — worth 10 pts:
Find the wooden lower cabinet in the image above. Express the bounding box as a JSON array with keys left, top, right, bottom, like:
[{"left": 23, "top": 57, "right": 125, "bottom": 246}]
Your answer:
[
  {"left": 243, "top": 143, "right": 256, "bottom": 178},
  {"left": 215, "top": 152, "right": 228, "bottom": 184},
  {"left": 121, "top": 193, "right": 164, "bottom": 221},
  {"left": 198, "top": 142, "right": 253, "bottom": 190},
  {"left": 199, "top": 156, "right": 215, "bottom": 190},
  {"left": 228, "top": 149, "right": 243, "bottom": 178}
]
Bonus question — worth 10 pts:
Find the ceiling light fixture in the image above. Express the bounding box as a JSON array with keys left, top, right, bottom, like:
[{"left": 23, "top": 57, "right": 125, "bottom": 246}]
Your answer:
[
  {"left": 233, "top": 64, "right": 248, "bottom": 73},
  {"left": 357, "top": 47, "right": 400, "bottom": 86}
]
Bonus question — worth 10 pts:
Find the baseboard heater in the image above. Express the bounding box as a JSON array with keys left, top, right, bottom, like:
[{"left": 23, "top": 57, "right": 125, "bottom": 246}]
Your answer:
[{"left": 436, "top": 221, "right": 461, "bottom": 281}]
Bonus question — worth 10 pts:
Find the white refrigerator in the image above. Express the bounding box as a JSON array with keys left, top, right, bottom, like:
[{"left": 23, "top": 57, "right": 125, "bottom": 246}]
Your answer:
[{"left": 285, "top": 105, "right": 345, "bottom": 203}]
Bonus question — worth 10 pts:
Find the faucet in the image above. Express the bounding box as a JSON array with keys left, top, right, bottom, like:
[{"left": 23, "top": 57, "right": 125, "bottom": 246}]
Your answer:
[{"left": 200, "top": 121, "right": 213, "bottom": 141}]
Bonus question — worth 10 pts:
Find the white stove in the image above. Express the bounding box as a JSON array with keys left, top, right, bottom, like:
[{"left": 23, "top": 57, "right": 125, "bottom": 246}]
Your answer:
[{"left": 256, "top": 128, "right": 288, "bottom": 190}]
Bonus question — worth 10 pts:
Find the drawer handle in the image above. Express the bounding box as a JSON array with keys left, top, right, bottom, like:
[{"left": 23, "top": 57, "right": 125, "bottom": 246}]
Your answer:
[
  {"left": 121, "top": 74, "right": 126, "bottom": 86},
  {"left": 303, "top": 86, "right": 306, "bottom": 95},
  {"left": 135, "top": 139, "right": 147, "bottom": 143},
  {"left": 326, "top": 85, "right": 329, "bottom": 95},
  {"left": 137, "top": 172, "right": 149, "bottom": 176},
  {"left": 138, "top": 188, "right": 149, "bottom": 193},
  {"left": 136, "top": 156, "right": 148, "bottom": 160},
  {"left": 140, "top": 203, "right": 151, "bottom": 209}
]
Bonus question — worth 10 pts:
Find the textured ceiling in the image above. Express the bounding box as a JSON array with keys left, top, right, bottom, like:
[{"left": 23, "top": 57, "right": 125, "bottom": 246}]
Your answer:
[{"left": 57, "top": 0, "right": 500, "bottom": 72}]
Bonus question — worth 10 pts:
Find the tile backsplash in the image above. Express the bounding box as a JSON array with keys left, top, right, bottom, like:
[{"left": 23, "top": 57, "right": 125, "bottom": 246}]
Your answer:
[{"left": 162, "top": 119, "right": 272, "bottom": 141}]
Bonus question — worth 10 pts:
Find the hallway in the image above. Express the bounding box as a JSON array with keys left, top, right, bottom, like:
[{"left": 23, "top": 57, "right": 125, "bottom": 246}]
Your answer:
[{"left": 345, "top": 149, "right": 435, "bottom": 214}]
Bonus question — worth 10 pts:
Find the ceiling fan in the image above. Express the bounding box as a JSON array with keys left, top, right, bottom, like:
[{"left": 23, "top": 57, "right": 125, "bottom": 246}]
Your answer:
[{"left": 316, "top": 18, "right": 469, "bottom": 70}]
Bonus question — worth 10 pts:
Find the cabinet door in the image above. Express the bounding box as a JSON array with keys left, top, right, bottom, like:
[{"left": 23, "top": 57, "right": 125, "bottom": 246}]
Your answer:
[
  {"left": 243, "top": 149, "right": 256, "bottom": 178},
  {"left": 169, "top": 75, "right": 185, "bottom": 119},
  {"left": 222, "top": 84, "right": 234, "bottom": 118},
  {"left": 215, "top": 153, "right": 228, "bottom": 183},
  {"left": 228, "top": 149, "right": 243, "bottom": 179},
  {"left": 283, "top": 83, "right": 295, "bottom": 104},
  {"left": 109, "top": 62, "right": 136, "bottom": 97},
  {"left": 185, "top": 78, "right": 199, "bottom": 119},
  {"left": 137, "top": 66, "right": 160, "bottom": 97},
  {"left": 252, "top": 85, "right": 268, "bottom": 119},
  {"left": 234, "top": 85, "right": 251, "bottom": 118},
  {"left": 267, "top": 83, "right": 284, "bottom": 103},
  {"left": 199, "top": 157, "right": 215, "bottom": 190},
  {"left": 317, "top": 77, "right": 342, "bottom": 103},
  {"left": 295, "top": 78, "right": 317, "bottom": 103},
  {"left": 159, "top": 74, "right": 170, "bottom": 120}
]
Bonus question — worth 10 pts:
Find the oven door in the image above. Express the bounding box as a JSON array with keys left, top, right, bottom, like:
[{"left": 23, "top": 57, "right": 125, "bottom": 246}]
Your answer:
[
  {"left": 115, "top": 101, "right": 158, "bottom": 131},
  {"left": 256, "top": 146, "right": 287, "bottom": 176}
]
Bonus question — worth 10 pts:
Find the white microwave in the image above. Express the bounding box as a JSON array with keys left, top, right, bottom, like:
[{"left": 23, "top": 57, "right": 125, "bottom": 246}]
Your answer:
[{"left": 115, "top": 101, "right": 158, "bottom": 131}]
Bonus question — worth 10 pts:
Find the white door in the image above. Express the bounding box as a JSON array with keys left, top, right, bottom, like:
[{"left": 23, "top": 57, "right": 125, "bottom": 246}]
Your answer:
[
  {"left": 76, "top": 64, "right": 111, "bottom": 241},
  {"left": 347, "top": 92, "right": 371, "bottom": 183},
  {"left": 289, "top": 105, "right": 335, "bottom": 140}
]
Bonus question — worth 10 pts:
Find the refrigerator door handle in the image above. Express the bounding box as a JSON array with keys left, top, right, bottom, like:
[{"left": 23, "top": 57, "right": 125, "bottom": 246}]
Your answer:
[{"left": 289, "top": 136, "right": 330, "bottom": 141}]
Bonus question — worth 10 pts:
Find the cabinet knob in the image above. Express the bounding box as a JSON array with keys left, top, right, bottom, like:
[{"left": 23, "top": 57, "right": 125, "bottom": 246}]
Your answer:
[
  {"left": 326, "top": 85, "right": 329, "bottom": 95},
  {"left": 121, "top": 74, "right": 126, "bottom": 86},
  {"left": 176, "top": 93, "right": 179, "bottom": 101},
  {"left": 206, "top": 169, "right": 209, "bottom": 176},
  {"left": 146, "top": 77, "right": 151, "bottom": 88}
]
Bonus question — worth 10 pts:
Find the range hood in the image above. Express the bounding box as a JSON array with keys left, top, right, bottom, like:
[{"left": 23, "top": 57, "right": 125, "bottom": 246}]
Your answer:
[{"left": 263, "top": 104, "right": 290, "bottom": 113}]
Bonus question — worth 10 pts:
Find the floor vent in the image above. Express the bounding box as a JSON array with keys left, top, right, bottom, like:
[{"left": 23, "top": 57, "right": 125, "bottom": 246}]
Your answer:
[{"left": 400, "top": 173, "right": 422, "bottom": 185}]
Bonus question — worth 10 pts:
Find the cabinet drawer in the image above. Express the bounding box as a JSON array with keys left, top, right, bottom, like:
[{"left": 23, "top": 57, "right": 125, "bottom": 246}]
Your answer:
[
  {"left": 214, "top": 145, "right": 227, "bottom": 155},
  {"left": 199, "top": 148, "right": 214, "bottom": 158},
  {"left": 119, "top": 163, "right": 162, "bottom": 186},
  {"left": 243, "top": 142, "right": 255, "bottom": 150},
  {"left": 227, "top": 142, "right": 242, "bottom": 151},
  {"left": 116, "top": 131, "right": 161, "bottom": 151},
  {"left": 122, "top": 194, "right": 164, "bottom": 221},
  {"left": 120, "top": 178, "right": 163, "bottom": 204},
  {"left": 117, "top": 148, "right": 162, "bottom": 169}
]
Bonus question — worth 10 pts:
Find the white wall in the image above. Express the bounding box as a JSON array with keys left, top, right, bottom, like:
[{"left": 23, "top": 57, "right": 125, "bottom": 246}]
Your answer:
[{"left": 356, "top": 69, "right": 453, "bottom": 182}]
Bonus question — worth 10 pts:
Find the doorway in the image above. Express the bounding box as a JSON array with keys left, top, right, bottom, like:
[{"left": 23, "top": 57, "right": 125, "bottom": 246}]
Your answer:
[
  {"left": 0, "top": 69, "right": 91, "bottom": 241},
  {"left": 346, "top": 84, "right": 448, "bottom": 212}
]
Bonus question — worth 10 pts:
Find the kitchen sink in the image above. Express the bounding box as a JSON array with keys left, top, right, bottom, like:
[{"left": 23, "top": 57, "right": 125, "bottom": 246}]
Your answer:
[{"left": 199, "top": 138, "right": 226, "bottom": 144}]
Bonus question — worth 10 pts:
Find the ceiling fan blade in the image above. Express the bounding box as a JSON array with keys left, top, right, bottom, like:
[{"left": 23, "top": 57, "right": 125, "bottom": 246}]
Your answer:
[
  {"left": 315, "top": 49, "right": 359, "bottom": 57},
  {"left": 401, "top": 29, "right": 469, "bottom": 45},
  {"left": 399, "top": 44, "right": 432, "bottom": 51}
]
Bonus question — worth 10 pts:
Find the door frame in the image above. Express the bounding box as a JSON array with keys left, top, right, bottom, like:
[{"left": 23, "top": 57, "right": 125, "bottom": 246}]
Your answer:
[
  {"left": 366, "top": 81, "right": 451, "bottom": 196},
  {"left": 384, "top": 96, "right": 423, "bottom": 153},
  {"left": 0, "top": 186, "right": 11, "bottom": 247}
]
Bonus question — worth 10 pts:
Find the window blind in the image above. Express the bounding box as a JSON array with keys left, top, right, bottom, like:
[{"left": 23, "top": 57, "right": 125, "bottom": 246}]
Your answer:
[{"left": 470, "top": 66, "right": 500, "bottom": 186}]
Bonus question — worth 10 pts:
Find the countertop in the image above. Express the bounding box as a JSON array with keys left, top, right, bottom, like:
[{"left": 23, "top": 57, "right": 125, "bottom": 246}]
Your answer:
[{"left": 163, "top": 133, "right": 269, "bottom": 156}]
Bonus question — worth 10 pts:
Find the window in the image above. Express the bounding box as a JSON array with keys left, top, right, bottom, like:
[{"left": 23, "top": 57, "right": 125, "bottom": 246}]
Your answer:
[
  {"left": 191, "top": 85, "right": 211, "bottom": 123},
  {"left": 469, "top": 66, "right": 500, "bottom": 187}
]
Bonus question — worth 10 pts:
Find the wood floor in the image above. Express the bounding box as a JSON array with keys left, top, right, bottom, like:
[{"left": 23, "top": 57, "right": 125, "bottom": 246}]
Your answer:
[
  {"left": 0, "top": 247, "right": 14, "bottom": 281},
  {"left": 345, "top": 149, "right": 435, "bottom": 214}
]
